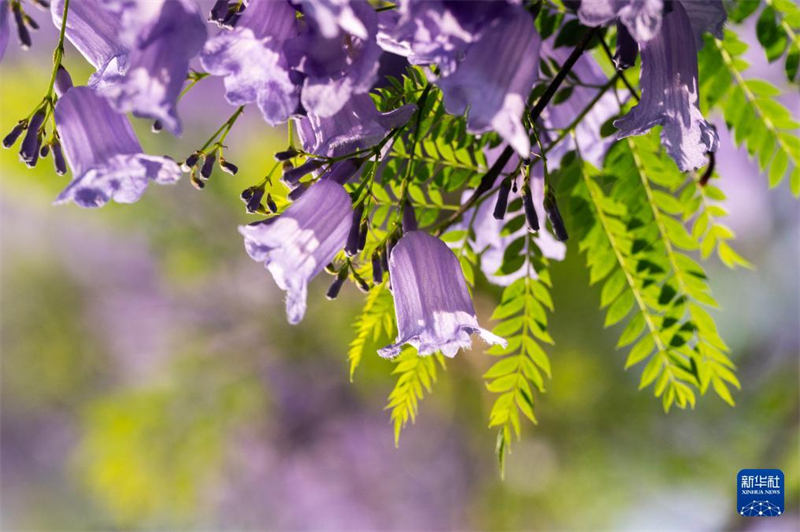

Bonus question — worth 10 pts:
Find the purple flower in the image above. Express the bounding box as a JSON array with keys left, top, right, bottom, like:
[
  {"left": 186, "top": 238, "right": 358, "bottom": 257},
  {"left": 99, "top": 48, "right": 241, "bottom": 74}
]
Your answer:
[
  {"left": 51, "top": 0, "right": 128, "bottom": 86},
  {"left": 0, "top": 1, "right": 10, "bottom": 62},
  {"left": 437, "top": 5, "right": 541, "bottom": 157},
  {"left": 377, "top": 1, "right": 499, "bottom": 75},
  {"left": 296, "top": 93, "right": 416, "bottom": 158},
  {"left": 285, "top": 0, "right": 382, "bottom": 117},
  {"left": 302, "top": 0, "right": 369, "bottom": 40},
  {"left": 681, "top": 1, "right": 726, "bottom": 46},
  {"left": 614, "top": 2, "right": 719, "bottom": 171},
  {"left": 53, "top": 86, "right": 181, "bottom": 208},
  {"left": 98, "top": 0, "right": 207, "bottom": 135},
  {"left": 200, "top": 0, "right": 300, "bottom": 126},
  {"left": 239, "top": 180, "right": 353, "bottom": 324},
  {"left": 578, "top": 0, "right": 663, "bottom": 43},
  {"left": 379, "top": 231, "right": 506, "bottom": 358}
]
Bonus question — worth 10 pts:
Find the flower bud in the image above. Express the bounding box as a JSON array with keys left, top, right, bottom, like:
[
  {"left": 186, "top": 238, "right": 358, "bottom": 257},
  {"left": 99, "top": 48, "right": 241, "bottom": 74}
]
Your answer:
[
  {"left": 200, "top": 153, "right": 216, "bottom": 179},
  {"left": 345, "top": 204, "right": 364, "bottom": 256},
  {"left": 190, "top": 170, "right": 205, "bottom": 189},
  {"left": 52, "top": 140, "right": 66, "bottom": 175},
  {"left": 181, "top": 152, "right": 200, "bottom": 172},
  {"left": 39, "top": 143, "right": 49, "bottom": 158},
  {"left": 372, "top": 252, "right": 383, "bottom": 284},
  {"left": 522, "top": 183, "right": 539, "bottom": 232},
  {"left": 209, "top": 0, "right": 230, "bottom": 24},
  {"left": 326, "top": 269, "right": 348, "bottom": 300},
  {"left": 54, "top": 65, "right": 73, "bottom": 97},
  {"left": 151, "top": 120, "right": 163, "bottom": 133},
  {"left": 13, "top": 4, "right": 32, "bottom": 49},
  {"left": 357, "top": 221, "right": 368, "bottom": 252},
  {"left": 220, "top": 159, "right": 238, "bottom": 175},
  {"left": 265, "top": 194, "right": 277, "bottom": 213},
  {"left": 493, "top": 178, "right": 511, "bottom": 220},
  {"left": 3, "top": 123, "right": 26, "bottom": 149},
  {"left": 544, "top": 194, "right": 568, "bottom": 241},
  {"left": 245, "top": 187, "right": 265, "bottom": 214},
  {"left": 20, "top": 109, "right": 46, "bottom": 166},
  {"left": 274, "top": 148, "right": 298, "bottom": 161}
]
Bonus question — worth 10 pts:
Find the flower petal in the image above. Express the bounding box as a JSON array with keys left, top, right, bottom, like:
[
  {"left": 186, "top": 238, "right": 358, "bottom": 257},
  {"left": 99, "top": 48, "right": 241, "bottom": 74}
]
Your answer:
[
  {"left": 238, "top": 180, "right": 353, "bottom": 324},
  {"left": 51, "top": 0, "right": 127, "bottom": 71},
  {"left": 614, "top": 1, "right": 718, "bottom": 172}
]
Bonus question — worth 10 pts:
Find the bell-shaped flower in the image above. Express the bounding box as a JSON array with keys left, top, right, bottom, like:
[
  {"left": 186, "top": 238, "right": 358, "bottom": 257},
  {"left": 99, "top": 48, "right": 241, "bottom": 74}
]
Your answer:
[
  {"left": 98, "top": 0, "right": 207, "bottom": 135},
  {"left": 239, "top": 180, "right": 353, "bottom": 325},
  {"left": 0, "top": 0, "right": 10, "bottom": 62},
  {"left": 578, "top": 0, "right": 663, "bottom": 43},
  {"left": 437, "top": 4, "right": 541, "bottom": 157},
  {"left": 296, "top": 93, "right": 416, "bottom": 158},
  {"left": 53, "top": 86, "right": 181, "bottom": 208},
  {"left": 379, "top": 231, "right": 506, "bottom": 358},
  {"left": 377, "top": 0, "right": 500, "bottom": 75},
  {"left": 614, "top": 1, "right": 719, "bottom": 171},
  {"left": 302, "top": 0, "right": 369, "bottom": 40},
  {"left": 200, "top": 0, "right": 299, "bottom": 126},
  {"left": 285, "top": 0, "right": 382, "bottom": 118}
]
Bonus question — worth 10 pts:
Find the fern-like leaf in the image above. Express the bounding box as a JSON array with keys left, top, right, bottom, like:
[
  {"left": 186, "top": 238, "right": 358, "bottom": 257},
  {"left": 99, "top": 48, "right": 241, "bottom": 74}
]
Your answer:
[{"left": 386, "top": 348, "right": 446, "bottom": 446}]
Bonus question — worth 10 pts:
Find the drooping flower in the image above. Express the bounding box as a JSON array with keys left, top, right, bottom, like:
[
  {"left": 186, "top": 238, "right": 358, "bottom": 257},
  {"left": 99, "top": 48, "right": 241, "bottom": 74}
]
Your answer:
[
  {"left": 379, "top": 231, "right": 506, "bottom": 358},
  {"left": 98, "top": 0, "right": 207, "bottom": 135},
  {"left": 0, "top": 1, "right": 10, "bottom": 63},
  {"left": 437, "top": 4, "right": 541, "bottom": 157},
  {"left": 295, "top": 93, "right": 416, "bottom": 158},
  {"left": 614, "top": 1, "right": 719, "bottom": 171},
  {"left": 577, "top": 0, "right": 664, "bottom": 43},
  {"left": 51, "top": 0, "right": 128, "bottom": 87},
  {"left": 377, "top": 0, "right": 501, "bottom": 75},
  {"left": 302, "top": 0, "right": 369, "bottom": 40},
  {"left": 53, "top": 86, "right": 181, "bottom": 208},
  {"left": 285, "top": 0, "right": 382, "bottom": 117},
  {"left": 200, "top": 0, "right": 300, "bottom": 126},
  {"left": 239, "top": 180, "right": 353, "bottom": 325}
]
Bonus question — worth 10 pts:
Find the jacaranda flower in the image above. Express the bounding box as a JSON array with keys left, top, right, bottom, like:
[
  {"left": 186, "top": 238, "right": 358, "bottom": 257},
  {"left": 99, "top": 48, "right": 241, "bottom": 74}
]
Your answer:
[
  {"left": 377, "top": 0, "right": 500, "bottom": 75},
  {"left": 614, "top": 2, "right": 719, "bottom": 171},
  {"left": 51, "top": 0, "right": 128, "bottom": 87},
  {"left": 53, "top": 86, "right": 181, "bottom": 208},
  {"left": 200, "top": 0, "right": 299, "bottom": 126},
  {"left": 99, "top": 0, "right": 207, "bottom": 135},
  {"left": 302, "top": 0, "right": 369, "bottom": 40},
  {"left": 437, "top": 4, "right": 541, "bottom": 157},
  {"left": 296, "top": 93, "right": 416, "bottom": 158},
  {"left": 578, "top": 0, "right": 664, "bottom": 43},
  {"left": 239, "top": 180, "right": 353, "bottom": 325},
  {"left": 379, "top": 231, "right": 506, "bottom": 358},
  {"left": 285, "top": 0, "right": 382, "bottom": 118}
]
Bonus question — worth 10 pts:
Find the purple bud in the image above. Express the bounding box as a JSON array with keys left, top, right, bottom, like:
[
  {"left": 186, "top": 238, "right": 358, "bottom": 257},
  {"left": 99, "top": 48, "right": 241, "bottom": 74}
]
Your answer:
[
  {"left": 12, "top": 3, "right": 32, "bottom": 49},
  {"left": 493, "top": 178, "right": 512, "bottom": 220},
  {"left": 326, "top": 270, "right": 348, "bottom": 300},
  {"left": 3, "top": 123, "right": 26, "bottom": 149},
  {"left": 345, "top": 204, "right": 364, "bottom": 256},
  {"left": 357, "top": 221, "right": 368, "bottom": 252},
  {"left": 353, "top": 271, "right": 370, "bottom": 293},
  {"left": 25, "top": 16, "right": 39, "bottom": 31},
  {"left": 523, "top": 184, "right": 539, "bottom": 232},
  {"left": 288, "top": 184, "right": 307, "bottom": 201},
  {"left": 190, "top": 170, "right": 204, "bottom": 190},
  {"left": 240, "top": 187, "right": 254, "bottom": 202},
  {"left": 246, "top": 187, "right": 265, "bottom": 214},
  {"left": 220, "top": 159, "right": 238, "bottom": 175},
  {"left": 39, "top": 143, "right": 49, "bottom": 158},
  {"left": 52, "top": 140, "right": 66, "bottom": 175},
  {"left": 54, "top": 66, "right": 73, "bottom": 97},
  {"left": 182, "top": 153, "right": 200, "bottom": 172},
  {"left": 20, "top": 109, "right": 46, "bottom": 166},
  {"left": 282, "top": 159, "right": 323, "bottom": 188},
  {"left": 274, "top": 148, "right": 298, "bottom": 161},
  {"left": 544, "top": 195, "right": 568, "bottom": 241},
  {"left": 151, "top": 120, "right": 164, "bottom": 133},
  {"left": 380, "top": 246, "right": 389, "bottom": 273},
  {"left": 372, "top": 252, "right": 383, "bottom": 284},
  {"left": 266, "top": 194, "right": 277, "bottom": 213},
  {"left": 200, "top": 154, "right": 216, "bottom": 179}
]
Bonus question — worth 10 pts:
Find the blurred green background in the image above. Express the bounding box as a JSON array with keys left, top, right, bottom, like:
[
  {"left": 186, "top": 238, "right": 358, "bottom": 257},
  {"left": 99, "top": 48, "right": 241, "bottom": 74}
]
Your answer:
[{"left": 1, "top": 10, "right": 798, "bottom": 532}]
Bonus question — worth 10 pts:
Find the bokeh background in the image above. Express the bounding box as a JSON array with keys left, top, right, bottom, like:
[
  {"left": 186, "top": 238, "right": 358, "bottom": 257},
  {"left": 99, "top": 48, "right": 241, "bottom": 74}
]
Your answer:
[{"left": 1, "top": 4, "right": 798, "bottom": 531}]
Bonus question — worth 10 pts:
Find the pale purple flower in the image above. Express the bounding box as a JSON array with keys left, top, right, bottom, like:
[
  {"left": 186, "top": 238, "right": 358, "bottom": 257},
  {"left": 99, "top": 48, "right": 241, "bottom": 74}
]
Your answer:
[
  {"left": 286, "top": 0, "right": 382, "bottom": 117},
  {"left": 377, "top": 1, "right": 501, "bottom": 75},
  {"left": 379, "top": 231, "right": 506, "bottom": 358},
  {"left": 53, "top": 86, "right": 181, "bottom": 208},
  {"left": 437, "top": 4, "right": 541, "bottom": 157},
  {"left": 200, "top": 0, "right": 300, "bottom": 126},
  {"left": 239, "top": 180, "right": 353, "bottom": 324},
  {"left": 98, "top": 0, "right": 207, "bottom": 135},
  {"left": 0, "top": 1, "right": 9, "bottom": 62},
  {"left": 614, "top": 1, "right": 719, "bottom": 171},
  {"left": 51, "top": 0, "right": 128, "bottom": 86},
  {"left": 301, "top": 0, "right": 369, "bottom": 40},
  {"left": 296, "top": 93, "right": 416, "bottom": 158},
  {"left": 681, "top": 1, "right": 726, "bottom": 46},
  {"left": 578, "top": 0, "right": 663, "bottom": 43}
]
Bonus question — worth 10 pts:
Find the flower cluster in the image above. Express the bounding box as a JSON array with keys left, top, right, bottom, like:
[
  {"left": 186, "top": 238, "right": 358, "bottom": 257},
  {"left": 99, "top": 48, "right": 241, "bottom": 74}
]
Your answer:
[{"left": 1, "top": 0, "right": 729, "bottom": 361}]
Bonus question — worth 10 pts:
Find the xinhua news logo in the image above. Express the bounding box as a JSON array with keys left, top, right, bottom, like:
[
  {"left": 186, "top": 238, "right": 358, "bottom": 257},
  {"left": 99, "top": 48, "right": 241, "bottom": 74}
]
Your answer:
[{"left": 737, "top": 469, "right": 784, "bottom": 517}]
